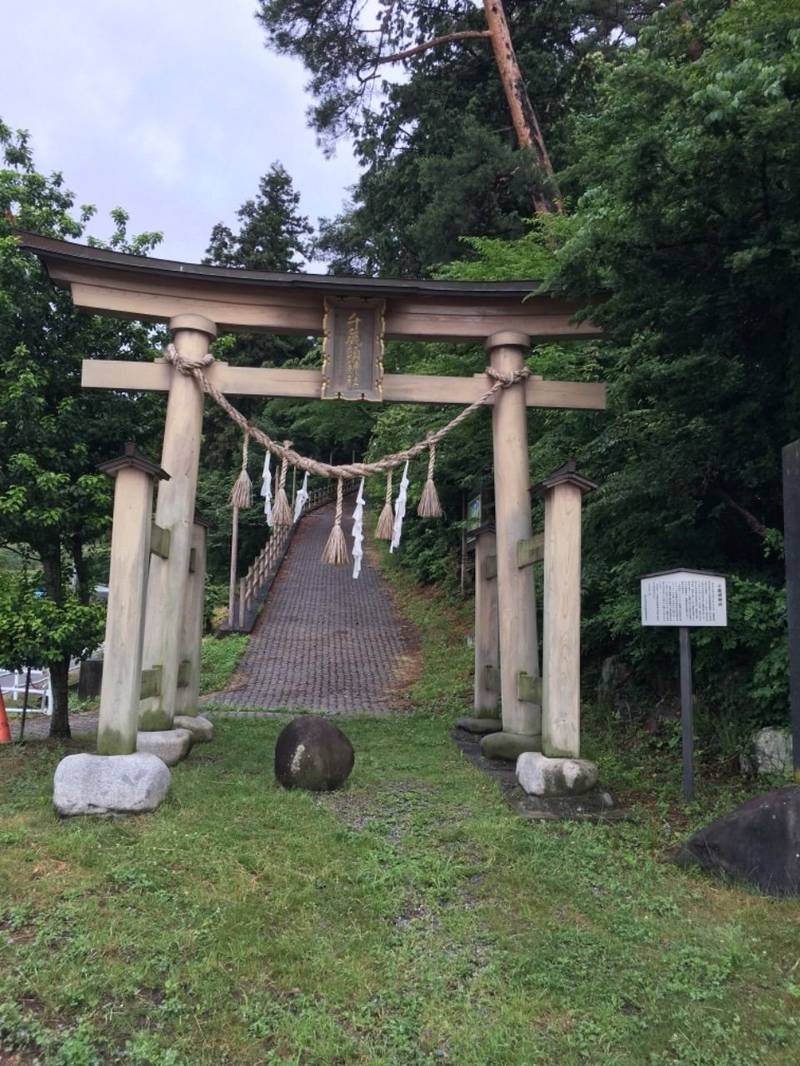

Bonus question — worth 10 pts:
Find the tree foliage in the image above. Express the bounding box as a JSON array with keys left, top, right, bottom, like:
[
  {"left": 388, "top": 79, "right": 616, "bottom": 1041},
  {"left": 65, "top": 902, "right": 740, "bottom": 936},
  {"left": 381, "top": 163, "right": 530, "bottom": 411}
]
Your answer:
[
  {"left": 0, "top": 572, "right": 104, "bottom": 678},
  {"left": 205, "top": 162, "right": 313, "bottom": 272},
  {"left": 258, "top": 0, "right": 666, "bottom": 273},
  {"left": 0, "top": 121, "right": 164, "bottom": 735},
  {"left": 351, "top": 0, "right": 800, "bottom": 740},
  {"left": 198, "top": 165, "right": 377, "bottom": 586}
]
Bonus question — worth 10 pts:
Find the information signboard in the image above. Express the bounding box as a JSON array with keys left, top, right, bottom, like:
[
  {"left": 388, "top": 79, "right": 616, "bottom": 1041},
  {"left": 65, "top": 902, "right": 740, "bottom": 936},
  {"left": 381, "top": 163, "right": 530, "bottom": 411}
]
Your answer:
[
  {"left": 639, "top": 568, "right": 727, "bottom": 801},
  {"left": 641, "top": 569, "right": 726, "bottom": 628},
  {"left": 466, "top": 495, "right": 482, "bottom": 531}
]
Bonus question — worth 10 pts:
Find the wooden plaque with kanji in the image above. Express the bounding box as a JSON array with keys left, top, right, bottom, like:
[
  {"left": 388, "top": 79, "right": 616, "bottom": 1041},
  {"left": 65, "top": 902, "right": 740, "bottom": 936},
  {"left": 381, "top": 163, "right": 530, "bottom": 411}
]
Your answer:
[{"left": 321, "top": 297, "right": 385, "bottom": 401}]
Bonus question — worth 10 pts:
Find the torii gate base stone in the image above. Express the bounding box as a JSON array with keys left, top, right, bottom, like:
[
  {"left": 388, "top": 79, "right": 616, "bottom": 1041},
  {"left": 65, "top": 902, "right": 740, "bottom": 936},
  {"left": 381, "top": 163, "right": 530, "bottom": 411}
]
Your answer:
[{"left": 17, "top": 233, "right": 607, "bottom": 816}]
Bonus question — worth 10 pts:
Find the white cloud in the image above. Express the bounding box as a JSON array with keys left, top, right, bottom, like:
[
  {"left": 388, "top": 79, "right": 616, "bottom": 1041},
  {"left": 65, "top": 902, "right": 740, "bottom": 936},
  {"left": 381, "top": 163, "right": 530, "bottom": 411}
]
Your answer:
[{"left": 3, "top": 0, "right": 362, "bottom": 263}]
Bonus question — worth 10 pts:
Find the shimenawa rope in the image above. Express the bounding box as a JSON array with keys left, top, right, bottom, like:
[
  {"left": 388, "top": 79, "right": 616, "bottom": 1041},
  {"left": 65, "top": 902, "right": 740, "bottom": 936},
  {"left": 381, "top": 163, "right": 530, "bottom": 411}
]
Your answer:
[
  {"left": 164, "top": 344, "right": 530, "bottom": 482},
  {"left": 165, "top": 343, "right": 529, "bottom": 563}
]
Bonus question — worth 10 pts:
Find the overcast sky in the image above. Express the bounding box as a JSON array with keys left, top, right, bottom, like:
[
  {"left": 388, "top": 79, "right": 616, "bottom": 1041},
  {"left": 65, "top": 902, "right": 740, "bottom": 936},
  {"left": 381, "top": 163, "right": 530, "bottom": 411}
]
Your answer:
[{"left": 3, "top": 0, "right": 362, "bottom": 266}]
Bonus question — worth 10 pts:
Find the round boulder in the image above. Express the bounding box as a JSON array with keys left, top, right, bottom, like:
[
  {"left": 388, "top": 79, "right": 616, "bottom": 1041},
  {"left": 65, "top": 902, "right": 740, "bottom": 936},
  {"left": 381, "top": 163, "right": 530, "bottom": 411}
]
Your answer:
[{"left": 274, "top": 716, "right": 354, "bottom": 792}]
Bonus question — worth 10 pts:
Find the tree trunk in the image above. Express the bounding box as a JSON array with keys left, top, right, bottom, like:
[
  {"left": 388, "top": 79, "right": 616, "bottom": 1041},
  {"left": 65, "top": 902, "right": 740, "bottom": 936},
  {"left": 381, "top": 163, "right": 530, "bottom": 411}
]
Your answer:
[
  {"left": 41, "top": 547, "right": 71, "bottom": 739},
  {"left": 48, "top": 659, "right": 71, "bottom": 739},
  {"left": 19, "top": 666, "right": 31, "bottom": 743},
  {"left": 71, "top": 534, "right": 91, "bottom": 605},
  {"left": 482, "top": 0, "right": 561, "bottom": 214}
]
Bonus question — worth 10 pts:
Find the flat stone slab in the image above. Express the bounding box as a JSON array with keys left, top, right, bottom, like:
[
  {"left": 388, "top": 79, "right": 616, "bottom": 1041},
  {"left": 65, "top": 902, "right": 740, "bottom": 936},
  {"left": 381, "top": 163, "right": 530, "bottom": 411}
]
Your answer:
[
  {"left": 517, "top": 752, "right": 599, "bottom": 797},
  {"left": 53, "top": 753, "right": 171, "bottom": 817},
  {"left": 673, "top": 785, "right": 800, "bottom": 896},
  {"left": 136, "top": 728, "right": 192, "bottom": 766},
  {"left": 174, "top": 715, "right": 214, "bottom": 743},
  {"left": 456, "top": 716, "right": 503, "bottom": 735},
  {"left": 454, "top": 728, "right": 622, "bottom": 823},
  {"left": 480, "top": 730, "right": 542, "bottom": 762}
]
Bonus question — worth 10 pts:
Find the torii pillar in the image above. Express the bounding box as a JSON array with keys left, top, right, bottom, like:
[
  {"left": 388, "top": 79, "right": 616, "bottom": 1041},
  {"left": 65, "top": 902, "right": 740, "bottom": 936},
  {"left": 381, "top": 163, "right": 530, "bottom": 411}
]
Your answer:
[
  {"left": 139, "top": 314, "right": 216, "bottom": 731},
  {"left": 483, "top": 332, "right": 541, "bottom": 756}
]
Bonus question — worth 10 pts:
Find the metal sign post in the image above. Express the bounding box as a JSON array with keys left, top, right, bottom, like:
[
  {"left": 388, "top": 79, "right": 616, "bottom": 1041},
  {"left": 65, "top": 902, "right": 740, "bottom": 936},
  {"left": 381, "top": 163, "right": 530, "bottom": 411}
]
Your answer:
[
  {"left": 782, "top": 441, "right": 800, "bottom": 784},
  {"left": 641, "top": 569, "right": 727, "bottom": 802},
  {"left": 679, "top": 626, "right": 694, "bottom": 800}
]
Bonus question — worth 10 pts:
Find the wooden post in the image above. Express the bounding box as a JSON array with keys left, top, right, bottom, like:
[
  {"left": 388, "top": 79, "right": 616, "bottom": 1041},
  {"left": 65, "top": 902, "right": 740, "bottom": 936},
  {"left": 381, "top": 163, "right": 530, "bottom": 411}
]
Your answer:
[
  {"left": 473, "top": 525, "right": 500, "bottom": 716},
  {"left": 487, "top": 331, "right": 540, "bottom": 739},
  {"left": 782, "top": 441, "right": 800, "bottom": 783},
  {"left": 140, "top": 314, "right": 216, "bottom": 730},
  {"left": 175, "top": 514, "right": 208, "bottom": 717},
  {"left": 679, "top": 626, "right": 695, "bottom": 801},
  {"left": 228, "top": 503, "right": 239, "bottom": 628},
  {"left": 97, "top": 445, "right": 168, "bottom": 755},
  {"left": 538, "top": 462, "right": 596, "bottom": 758}
]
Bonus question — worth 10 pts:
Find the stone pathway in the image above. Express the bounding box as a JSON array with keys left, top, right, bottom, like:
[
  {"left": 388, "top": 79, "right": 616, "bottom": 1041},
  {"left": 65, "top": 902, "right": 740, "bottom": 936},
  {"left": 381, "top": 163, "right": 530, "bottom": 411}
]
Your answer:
[
  {"left": 2, "top": 500, "right": 418, "bottom": 743},
  {"left": 208, "top": 500, "right": 418, "bottom": 714}
]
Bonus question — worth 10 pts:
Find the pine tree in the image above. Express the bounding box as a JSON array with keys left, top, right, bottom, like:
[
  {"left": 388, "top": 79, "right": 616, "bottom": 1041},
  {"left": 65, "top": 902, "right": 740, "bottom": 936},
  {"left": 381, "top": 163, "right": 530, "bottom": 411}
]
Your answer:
[{"left": 205, "top": 162, "right": 312, "bottom": 272}]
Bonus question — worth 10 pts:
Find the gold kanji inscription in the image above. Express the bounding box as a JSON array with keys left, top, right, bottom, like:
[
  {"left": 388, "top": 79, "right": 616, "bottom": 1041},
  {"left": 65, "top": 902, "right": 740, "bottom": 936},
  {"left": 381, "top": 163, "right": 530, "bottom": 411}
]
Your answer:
[{"left": 321, "top": 298, "right": 385, "bottom": 402}]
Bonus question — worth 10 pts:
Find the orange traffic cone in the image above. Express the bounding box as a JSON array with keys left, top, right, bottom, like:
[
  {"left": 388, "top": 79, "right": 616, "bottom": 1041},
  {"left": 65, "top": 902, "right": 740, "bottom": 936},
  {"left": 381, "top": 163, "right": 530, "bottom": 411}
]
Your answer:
[{"left": 0, "top": 689, "right": 11, "bottom": 744}]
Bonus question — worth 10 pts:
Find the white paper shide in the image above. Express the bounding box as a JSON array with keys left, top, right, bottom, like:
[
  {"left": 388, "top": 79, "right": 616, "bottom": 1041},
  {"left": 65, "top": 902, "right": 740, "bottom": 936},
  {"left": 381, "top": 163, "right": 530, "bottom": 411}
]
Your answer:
[
  {"left": 352, "top": 478, "right": 365, "bottom": 579},
  {"left": 260, "top": 452, "right": 273, "bottom": 526}
]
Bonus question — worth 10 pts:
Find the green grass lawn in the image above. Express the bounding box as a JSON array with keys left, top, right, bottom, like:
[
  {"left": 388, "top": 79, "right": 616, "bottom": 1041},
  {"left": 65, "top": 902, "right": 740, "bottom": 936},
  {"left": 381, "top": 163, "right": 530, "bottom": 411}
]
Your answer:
[
  {"left": 2, "top": 564, "right": 800, "bottom": 1063},
  {"left": 199, "top": 633, "right": 250, "bottom": 696},
  {"left": 2, "top": 717, "right": 800, "bottom": 1065}
]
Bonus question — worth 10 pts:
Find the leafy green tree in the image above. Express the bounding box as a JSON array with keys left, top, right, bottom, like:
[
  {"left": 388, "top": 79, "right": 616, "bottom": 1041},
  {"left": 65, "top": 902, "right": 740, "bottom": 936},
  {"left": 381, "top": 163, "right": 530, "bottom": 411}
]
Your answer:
[
  {"left": 205, "top": 161, "right": 313, "bottom": 272},
  {"left": 258, "top": 1, "right": 664, "bottom": 274},
  {"left": 0, "top": 121, "right": 163, "bottom": 736},
  {"left": 413, "top": 0, "right": 800, "bottom": 733},
  {"left": 0, "top": 571, "right": 104, "bottom": 734},
  {"left": 199, "top": 163, "right": 378, "bottom": 583}
]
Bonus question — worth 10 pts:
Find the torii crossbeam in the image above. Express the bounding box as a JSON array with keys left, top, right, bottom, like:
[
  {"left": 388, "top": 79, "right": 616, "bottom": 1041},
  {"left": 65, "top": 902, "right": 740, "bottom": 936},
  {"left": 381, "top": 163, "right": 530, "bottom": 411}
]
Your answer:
[{"left": 18, "top": 231, "right": 606, "bottom": 759}]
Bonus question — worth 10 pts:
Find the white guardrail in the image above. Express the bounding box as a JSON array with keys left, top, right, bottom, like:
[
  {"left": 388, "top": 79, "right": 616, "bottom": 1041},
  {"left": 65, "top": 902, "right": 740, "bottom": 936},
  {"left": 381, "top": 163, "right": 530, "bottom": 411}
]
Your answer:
[{"left": 0, "top": 668, "right": 53, "bottom": 714}]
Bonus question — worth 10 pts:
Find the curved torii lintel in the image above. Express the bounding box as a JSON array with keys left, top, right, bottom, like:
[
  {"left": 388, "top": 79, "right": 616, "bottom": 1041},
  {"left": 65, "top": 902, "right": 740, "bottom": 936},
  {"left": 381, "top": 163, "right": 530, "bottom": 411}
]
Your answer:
[{"left": 15, "top": 230, "right": 601, "bottom": 344}]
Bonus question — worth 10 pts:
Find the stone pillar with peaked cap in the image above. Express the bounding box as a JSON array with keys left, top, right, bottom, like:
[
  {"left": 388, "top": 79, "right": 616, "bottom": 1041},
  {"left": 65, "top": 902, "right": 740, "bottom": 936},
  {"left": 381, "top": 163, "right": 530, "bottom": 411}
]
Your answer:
[
  {"left": 534, "top": 460, "right": 597, "bottom": 758},
  {"left": 97, "top": 443, "right": 169, "bottom": 756}
]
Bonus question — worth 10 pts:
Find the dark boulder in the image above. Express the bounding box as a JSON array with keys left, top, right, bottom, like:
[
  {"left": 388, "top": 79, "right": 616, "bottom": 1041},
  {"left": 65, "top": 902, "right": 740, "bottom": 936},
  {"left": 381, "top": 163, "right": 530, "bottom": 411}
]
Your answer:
[
  {"left": 274, "top": 716, "right": 354, "bottom": 792},
  {"left": 674, "top": 786, "right": 800, "bottom": 897}
]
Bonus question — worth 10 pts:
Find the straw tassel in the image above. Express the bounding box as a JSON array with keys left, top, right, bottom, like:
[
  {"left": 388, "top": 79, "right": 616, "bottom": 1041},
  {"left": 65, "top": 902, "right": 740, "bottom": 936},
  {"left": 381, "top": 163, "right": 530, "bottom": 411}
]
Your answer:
[
  {"left": 417, "top": 444, "right": 443, "bottom": 518},
  {"left": 272, "top": 440, "right": 293, "bottom": 526},
  {"left": 230, "top": 432, "right": 253, "bottom": 509},
  {"left": 375, "top": 469, "right": 394, "bottom": 540},
  {"left": 322, "top": 478, "right": 350, "bottom": 565}
]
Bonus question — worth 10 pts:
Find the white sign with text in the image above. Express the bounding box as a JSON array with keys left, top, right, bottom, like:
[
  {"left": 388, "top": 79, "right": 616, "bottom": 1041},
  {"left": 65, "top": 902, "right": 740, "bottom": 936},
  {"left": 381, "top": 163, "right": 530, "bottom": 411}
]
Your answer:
[{"left": 641, "top": 569, "right": 727, "bottom": 627}]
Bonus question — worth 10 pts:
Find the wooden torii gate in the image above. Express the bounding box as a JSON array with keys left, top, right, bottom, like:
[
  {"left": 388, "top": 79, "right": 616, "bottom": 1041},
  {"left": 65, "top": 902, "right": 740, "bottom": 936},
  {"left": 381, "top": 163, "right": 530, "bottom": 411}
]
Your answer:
[{"left": 19, "top": 232, "right": 605, "bottom": 759}]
